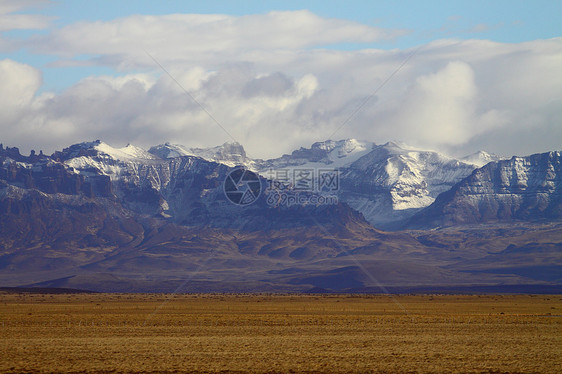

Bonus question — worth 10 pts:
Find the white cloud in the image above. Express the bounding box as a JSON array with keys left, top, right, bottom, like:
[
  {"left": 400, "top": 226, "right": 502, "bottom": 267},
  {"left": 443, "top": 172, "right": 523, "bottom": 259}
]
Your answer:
[
  {"left": 0, "top": 0, "right": 53, "bottom": 31},
  {"left": 0, "top": 0, "right": 51, "bottom": 14},
  {"left": 0, "top": 59, "right": 42, "bottom": 121},
  {"left": 0, "top": 9, "right": 561, "bottom": 159},
  {"left": 31, "top": 10, "right": 406, "bottom": 67},
  {"left": 403, "top": 61, "right": 477, "bottom": 144},
  {"left": 0, "top": 0, "right": 53, "bottom": 53},
  {"left": 384, "top": 61, "right": 503, "bottom": 147},
  {"left": 0, "top": 13, "right": 51, "bottom": 32}
]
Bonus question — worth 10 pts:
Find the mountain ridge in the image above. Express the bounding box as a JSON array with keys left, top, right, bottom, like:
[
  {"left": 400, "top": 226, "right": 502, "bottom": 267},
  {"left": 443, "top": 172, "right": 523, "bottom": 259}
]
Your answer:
[
  {"left": 407, "top": 151, "right": 562, "bottom": 228},
  {"left": 1, "top": 139, "right": 560, "bottom": 292},
  {"left": 0, "top": 139, "right": 545, "bottom": 228}
]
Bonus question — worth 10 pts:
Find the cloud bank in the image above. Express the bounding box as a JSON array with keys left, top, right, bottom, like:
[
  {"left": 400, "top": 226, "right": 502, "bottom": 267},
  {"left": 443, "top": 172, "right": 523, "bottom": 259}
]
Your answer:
[{"left": 0, "top": 7, "right": 561, "bottom": 158}]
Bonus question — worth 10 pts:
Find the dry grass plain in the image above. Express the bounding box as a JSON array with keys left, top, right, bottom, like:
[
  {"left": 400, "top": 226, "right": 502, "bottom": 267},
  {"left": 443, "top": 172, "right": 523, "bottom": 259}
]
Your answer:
[{"left": 0, "top": 293, "right": 560, "bottom": 373}]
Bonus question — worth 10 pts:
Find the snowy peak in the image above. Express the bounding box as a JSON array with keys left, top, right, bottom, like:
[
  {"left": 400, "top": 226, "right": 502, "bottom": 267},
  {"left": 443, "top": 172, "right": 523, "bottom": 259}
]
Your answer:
[
  {"left": 352, "top": 141, "right": 466, "bottom": 173},
  {"left": 381, "top": 140, "right": 417, "bottom": 152},
  {"left": 147, "top": 143, "right": 190, "bottom": 159},
  {"left": 343, "top": 141, "right": 478, "bottom": 222},
  {"left": 378, "top": 141, "right": 453, "bottom": 161},
  {"left": 461, "top": 150, "right": 504, "bottom": 167},
  {"left": 51, "top": 140, "right": 103, "bottom": 161},
  {"left": 408, "top": 150, "right": 562, "bottom": 228},
  {"left": 323, "top": 139, "right": 372, "bottom": 160},
  {"left": 303, "top": 138, "right": 373, "bottom": 162},
  {"left": 45, "top": 138, "right": 521, "bottom": 227},
  {"left": 148, "top": 142, "right": 251, "bottom": 167},
  {"left": 5, "top": 137, "right": 559, "bottom": 231},
  {"left": 310, "top": 139, "right": 368, "bottom": 153},
  {"left": 264, "top": 139, "right": 374, "bottom": 169},
  {"left": 192, "top": 142, "right": 248, "bottom": 165},
  {"left": 147, "top": 139, "right": 374, "bottom": 169},
  {"left": 118, "top": 144, "right": 157, "bottom": 160},
  {"left": 93, "top": 142, "right": 158, "bottom": 161},
  {"left": 54, "top": 141, "right": 158, "bottom": 182},
  {"left": 54, "top": 140, "right": 156, "bottom": 162}
]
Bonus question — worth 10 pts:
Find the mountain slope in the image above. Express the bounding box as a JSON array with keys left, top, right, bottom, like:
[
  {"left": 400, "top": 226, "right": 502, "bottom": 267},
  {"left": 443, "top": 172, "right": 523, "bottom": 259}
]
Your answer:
[
  {"left": 143, "top": 139, "right": 490, "bottom": 227},
  {"left": 334, "top": 141, "right": 479, "bottom": 227},
  {"left": 149, "top": 142, "right": 258, "bottom": 169},
  {"left": 461, "top": 150, "right": 504, "bottom": 167},
  {"left": 261, "top": 139, "right": 374, "bottom": 169},
  {"left": 1, "top": 139, "right": 507, "bottom": 229},
  {"left": 2, "top": 140, "right": 560, "bottom": 292},
  {"left": 407, "top": 151, "right": 562, "bottom": 228}
]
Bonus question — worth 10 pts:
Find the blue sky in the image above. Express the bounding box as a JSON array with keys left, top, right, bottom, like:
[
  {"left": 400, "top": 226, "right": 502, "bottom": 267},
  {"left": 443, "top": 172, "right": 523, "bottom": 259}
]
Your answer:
[
  {"left": 4, "top": 0, "right": 561, "bottom": 92},
  {"left": 37, "top": 0, "right": 562, "bottom": 41},
  {"left": 0, "top": 0, "right": 561, "bottom": 157}
]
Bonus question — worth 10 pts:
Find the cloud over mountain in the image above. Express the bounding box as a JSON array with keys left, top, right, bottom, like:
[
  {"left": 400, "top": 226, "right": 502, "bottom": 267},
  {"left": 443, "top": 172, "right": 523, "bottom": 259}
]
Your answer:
[{"left": 0, "top": 6, "right": 560, "bottom": 158}]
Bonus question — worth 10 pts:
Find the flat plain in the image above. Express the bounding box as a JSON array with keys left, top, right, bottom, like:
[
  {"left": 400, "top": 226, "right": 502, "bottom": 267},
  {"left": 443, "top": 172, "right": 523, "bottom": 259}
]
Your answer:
[{"left": 0, "top": 292, "right": 560, "bottom": 373}]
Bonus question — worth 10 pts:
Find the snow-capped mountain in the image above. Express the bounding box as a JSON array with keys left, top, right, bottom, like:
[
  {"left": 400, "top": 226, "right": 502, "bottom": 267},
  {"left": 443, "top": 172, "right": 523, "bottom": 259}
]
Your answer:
[
  {"left": 408, "top": 151, "right": 562, "bottom": 228},
  {"left": 337, "top": 141, "right": 481, "bottom": 226},
  {"left": 148, "top": 142, "right": 258, "bottom": 169},
  {"left": 59, "top": 141, "right": 159, "bottom": 181},
  {"left": 33, "top": 140, "right": 360, "bottom": 228},
  {"left": 149, "top": 139, "right": 375, "bottom": 171},
  {"left": 51, "top": 140, "right": 231, "bottom": 219},
  {"left": 260, "top": 139, "right": 375, "bottom": 170},
  {"left": 17, "top": 138, "right": 556, "bottom": 228},
  {"left": 461, "top": 150, "right": 504, "bottom": 167},
  {"left": 238, "top": 139, "right": 487, "bottom": 226},
  {"left": 39, "top": 139, "right": 509, "bottom": 227},
  {"left": 150, "top": 138, "right": 487, "bottom": 226},
  {"left": 2, "top": 140, "right": 560, "bottom": 293}
]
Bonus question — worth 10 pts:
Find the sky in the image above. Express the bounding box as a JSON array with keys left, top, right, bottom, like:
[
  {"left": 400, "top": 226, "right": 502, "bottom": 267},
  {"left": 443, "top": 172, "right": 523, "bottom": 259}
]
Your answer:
[{"left": 0, "top": 0, "right": 561, "bottom": 159}]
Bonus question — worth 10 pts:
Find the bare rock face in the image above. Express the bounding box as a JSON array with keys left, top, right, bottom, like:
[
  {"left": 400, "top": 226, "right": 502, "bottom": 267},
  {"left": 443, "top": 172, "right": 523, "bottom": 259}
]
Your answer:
[
  {"left": 0, "top": 146, "right": 113, "bottom": 197},
  {"left": 408, "top": 151, "right": 562, "bottom": 228}
]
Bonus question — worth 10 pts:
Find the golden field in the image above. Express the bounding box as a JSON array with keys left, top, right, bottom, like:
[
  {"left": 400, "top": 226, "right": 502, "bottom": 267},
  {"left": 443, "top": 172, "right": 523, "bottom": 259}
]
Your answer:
[{"left": 0, "top": 293, "right": 560, "bottom": 373}]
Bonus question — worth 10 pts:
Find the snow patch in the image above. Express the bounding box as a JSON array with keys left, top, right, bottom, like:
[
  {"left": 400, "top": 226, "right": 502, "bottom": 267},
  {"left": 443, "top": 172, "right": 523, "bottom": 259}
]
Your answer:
[{"left": 94, "top": 142, "right": 157, "bottom": 161}]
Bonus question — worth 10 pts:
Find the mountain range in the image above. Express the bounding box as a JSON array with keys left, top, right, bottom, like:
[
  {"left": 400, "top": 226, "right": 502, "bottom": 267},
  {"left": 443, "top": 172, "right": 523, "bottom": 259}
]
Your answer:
[
  {"left": 147, "top": 139, "right": 503, "bottom": 227},
  {"left": 0, "top": 139, "right": 560, "bottom": 293}
]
